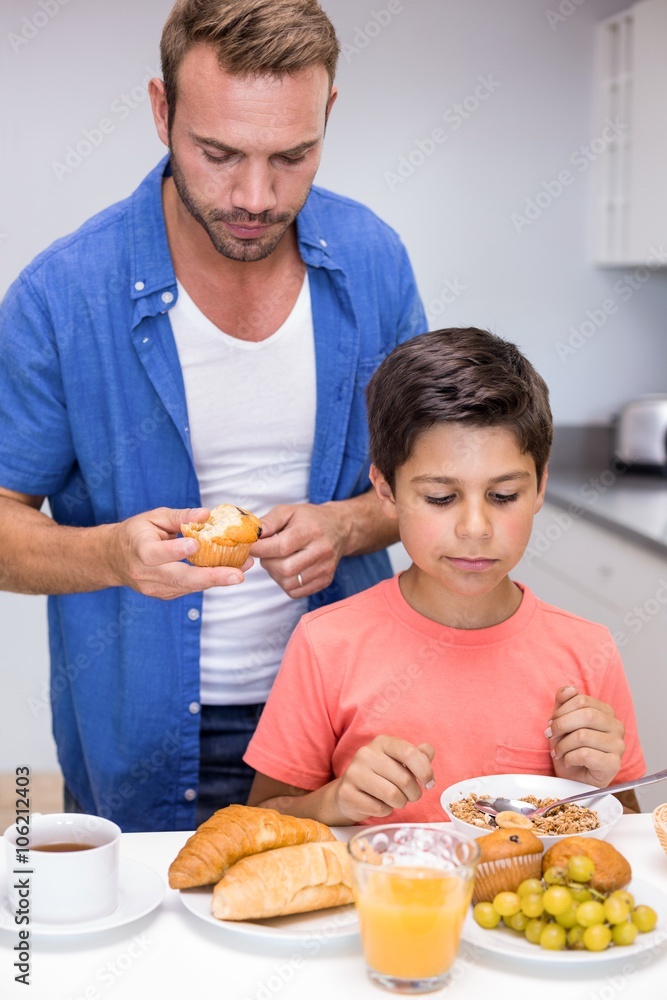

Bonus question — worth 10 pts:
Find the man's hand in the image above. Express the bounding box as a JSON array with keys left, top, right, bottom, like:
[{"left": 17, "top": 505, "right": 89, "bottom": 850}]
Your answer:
[
  {"left": 109, "top": 506, "right": 252, "bottom": 599},
  {"left": 546, "top": 686, "right": 625, "bottom": 787},
  {"left": 333, "top": 736, "right": 435, "bottom": 823},
  {"left": 251, "top": 502, "right": 349, "bottom": 597}
]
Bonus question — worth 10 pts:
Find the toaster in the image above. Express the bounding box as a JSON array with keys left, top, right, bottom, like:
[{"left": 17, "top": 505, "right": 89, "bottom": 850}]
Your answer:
[{"left": 614, "top": 394, "right": 667, "bottom": 471}]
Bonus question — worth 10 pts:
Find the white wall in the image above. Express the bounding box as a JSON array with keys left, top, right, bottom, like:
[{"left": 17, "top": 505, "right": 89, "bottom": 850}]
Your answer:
[{"left": 3, "top": 0, "right": 666, "bottom": 771}]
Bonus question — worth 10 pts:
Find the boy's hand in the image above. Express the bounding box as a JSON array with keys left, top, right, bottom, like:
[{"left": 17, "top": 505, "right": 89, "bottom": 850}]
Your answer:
[
  {"left": 334, "top": 736, "right": 435, "bottom": 823},
  {"left": 545, "top": 686, "right": 625, "bottom": 787}
]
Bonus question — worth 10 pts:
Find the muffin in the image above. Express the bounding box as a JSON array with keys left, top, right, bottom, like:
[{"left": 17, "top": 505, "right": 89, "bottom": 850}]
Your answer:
[
  {"left": 181, "top": 504, "right": 262, "bottom": 568},
  {"left": 541, "top": 836, "right": 631, "bottom": 893},
  {"left": 473, "top": 828, "right": 543, "bottom": 904}
]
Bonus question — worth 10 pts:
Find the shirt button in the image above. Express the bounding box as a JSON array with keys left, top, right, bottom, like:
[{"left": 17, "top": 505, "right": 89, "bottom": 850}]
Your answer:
[
  {"left": 161, "top": 291, "right": 174, "bottom": 304},
  {"left": 319, "top": 238, "right": 327, "bottom": 247},
  {"left": 134, "top": 280, "right": 145, "bottom": 291},
  {"left": 184, "top": 788, "right": 196, "bottom": 802},
  {"left": 188, "top": 701, "right": 201, "bottom": 715},
  {"left": 187, "top": 608, "right": 200, "bottom": 622}
]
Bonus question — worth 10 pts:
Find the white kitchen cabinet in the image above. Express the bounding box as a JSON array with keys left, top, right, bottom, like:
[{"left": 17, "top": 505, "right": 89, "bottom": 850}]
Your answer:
[
  {"left": 592, "top": 0, "right": 667, "bottom": 264},
  {"left": 515, "top": 502, "right": 667, "bottom": 811}
]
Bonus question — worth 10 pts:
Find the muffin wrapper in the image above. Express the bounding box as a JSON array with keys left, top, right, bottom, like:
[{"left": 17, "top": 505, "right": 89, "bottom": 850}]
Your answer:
[
  {"left": 185, "top": 538, "right": 251, "bottom": 568},
  {"left": 472, "top": 854, "right": 542, "bottom": 904},
  {"left": 654, "top": 804, "right": 667, "bottom": 857}
]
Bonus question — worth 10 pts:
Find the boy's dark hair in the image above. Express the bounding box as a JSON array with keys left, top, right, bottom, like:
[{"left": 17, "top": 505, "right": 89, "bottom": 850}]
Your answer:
[{"left": 367, "top": 327, "right": 553, "bottom": 490}]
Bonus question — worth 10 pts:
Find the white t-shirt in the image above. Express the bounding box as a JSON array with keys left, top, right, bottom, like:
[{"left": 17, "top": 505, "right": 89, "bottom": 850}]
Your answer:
[{"left": 169, "top": 275, "right": 316, "bottom": 703}]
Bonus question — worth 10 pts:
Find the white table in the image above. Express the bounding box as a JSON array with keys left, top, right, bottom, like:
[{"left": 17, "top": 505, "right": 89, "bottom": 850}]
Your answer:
[{"left": 2, "top": 815, "right": 666, "bottom": 1000}]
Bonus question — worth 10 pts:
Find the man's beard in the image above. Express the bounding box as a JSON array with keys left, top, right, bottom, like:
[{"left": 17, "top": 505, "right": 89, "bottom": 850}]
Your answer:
[{"left": 169, "top": 149, "right": 309, "bottom": 262}]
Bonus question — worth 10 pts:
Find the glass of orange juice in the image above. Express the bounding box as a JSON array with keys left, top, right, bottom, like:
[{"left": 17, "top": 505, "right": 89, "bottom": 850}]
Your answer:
[{"left": 348, "top": 825, "right": 479, "bottom": 993}]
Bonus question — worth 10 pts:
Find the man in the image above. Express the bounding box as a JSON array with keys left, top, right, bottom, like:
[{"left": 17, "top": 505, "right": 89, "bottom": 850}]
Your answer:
[{"left": 0, "top": 0, "right": 426, "bottom": 831}]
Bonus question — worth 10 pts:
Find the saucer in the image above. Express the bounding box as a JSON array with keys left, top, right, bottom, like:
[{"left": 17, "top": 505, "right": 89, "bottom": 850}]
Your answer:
[{"left": 0, "top": 858, "right": 164, "bottom": 936}]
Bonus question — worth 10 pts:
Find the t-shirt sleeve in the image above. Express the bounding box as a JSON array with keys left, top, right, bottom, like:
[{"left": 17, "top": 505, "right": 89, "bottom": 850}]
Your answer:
[
  {"left": 597, "top": 641, "right": 646, "bottom": 781},
  {"left": 244, "top": 618, "right": 338, "bottom": 790},
  {"left": 0, "top": 271, "right": 76, "bottom": 495}
]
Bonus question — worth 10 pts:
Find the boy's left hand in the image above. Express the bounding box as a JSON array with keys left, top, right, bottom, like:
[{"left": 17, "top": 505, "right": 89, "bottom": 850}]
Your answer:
[{"left": 546, "top": 686, "right": 626, "bottom": 787}]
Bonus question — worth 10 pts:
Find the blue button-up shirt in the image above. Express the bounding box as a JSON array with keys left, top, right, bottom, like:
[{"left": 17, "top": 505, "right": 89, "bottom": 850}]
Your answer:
[{"left": 0, "top": 156, "right": 426, "bottom": 830}]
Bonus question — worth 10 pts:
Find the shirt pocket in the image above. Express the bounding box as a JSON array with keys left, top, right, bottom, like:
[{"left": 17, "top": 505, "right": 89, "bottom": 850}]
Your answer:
[{"left": 494, "top": 744, "right": 554, "bottom": 775}]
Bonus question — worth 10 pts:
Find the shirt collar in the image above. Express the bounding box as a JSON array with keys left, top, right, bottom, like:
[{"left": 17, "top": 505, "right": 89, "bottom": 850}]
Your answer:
[
  {"left": 129, "top": 155, "right": 176, "bottom": 301},
  {"left": 128, "top": 156, "right": 337, "bottom": 303}
]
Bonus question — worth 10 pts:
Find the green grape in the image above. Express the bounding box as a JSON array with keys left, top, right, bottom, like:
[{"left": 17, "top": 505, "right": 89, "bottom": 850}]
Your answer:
[
  {"left": 567, "top": 925, "right": 586, "bottom": 950},
  {"left": 566, "top": 855, "right": 595, "bottom": 883},
  {"left": 612, "top": 921, "right": 639, "bottom": 947},
  {"left": 576, "top": 900, "right": 606, "bottom": 927},
  {"left": 543, "top": 885, "right": 573, "bottom": 916},
  {"left": 603, "top": 896, "right": 631, "bottom": 925},
  {"left": 609, "top": 889, "right": 635, "bottom": 909},
  {"left": 473, "top": 902, "right": 501, "bottom": 929},
  {"left": 583, "top": 923, "right": 612, "bottom": 951},
  {"left": 570, "top": 887, "right": 593, "bottom": 904},
  {"left": 631, "top": 905, "right": 658, "bottom": 933},
  {"left": 540, "top": 922, "right": 567, "bottom": 950},
  {"left": 521, "top": 892, "right": 545, "bottom": 918},
  {"left": 492, "top": 891, "right": 521, "bottom": 917},
  {"left": 525, "top": 917, "right": 548, "bottom": 945},
  {"left": 517, "top": 878, "right": 544, "bottom": 898},
  {"left": 506, "top": 910, "right": 530, "bottom": 932},
  {"left": 554, "top": 901, "right": 580, "bottom": 929},
  {"left": 543, "top": 866, "right": 566, "bottom": 885}
]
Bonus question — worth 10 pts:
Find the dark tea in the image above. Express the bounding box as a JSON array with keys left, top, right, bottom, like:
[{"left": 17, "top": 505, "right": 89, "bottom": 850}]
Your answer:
[{"left": 32, "top": 842, "right": 96, "bottom": 852}]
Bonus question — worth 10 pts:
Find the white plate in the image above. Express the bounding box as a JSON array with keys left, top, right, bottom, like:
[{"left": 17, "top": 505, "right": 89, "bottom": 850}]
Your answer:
[
  {"left": 179, "top": 886, "right": 359, "bottom": 942},
  {"left": 0, "top": 858, "right": 164, "bottom": 936},
  {"left": 461, "top": 877, "right": 667, "bottom": 964}
]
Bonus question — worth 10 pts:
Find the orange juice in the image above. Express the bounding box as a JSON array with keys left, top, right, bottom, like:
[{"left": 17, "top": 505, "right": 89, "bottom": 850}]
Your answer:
[{"left": 355, "top": 866, "right": 474, "bottom": 980}]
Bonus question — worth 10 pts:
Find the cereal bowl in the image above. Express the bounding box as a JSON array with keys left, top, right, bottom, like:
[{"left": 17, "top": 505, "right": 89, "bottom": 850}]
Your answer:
[
  {"left": 440, "top": 773, "right": 622, "bottom": 850},
  {"left": 653, "top": 803, "right": 667, "bottom": 857}
]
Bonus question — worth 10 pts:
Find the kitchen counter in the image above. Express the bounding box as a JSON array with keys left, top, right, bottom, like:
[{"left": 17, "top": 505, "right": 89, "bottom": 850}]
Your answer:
[{"left": 546, "top": 426, "right": 667, "bottom": 555}]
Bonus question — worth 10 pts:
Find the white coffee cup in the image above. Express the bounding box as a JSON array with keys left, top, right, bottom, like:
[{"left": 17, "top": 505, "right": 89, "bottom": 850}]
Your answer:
[{"left": 3, "top": 813, "right": 121, "bottom": 925}]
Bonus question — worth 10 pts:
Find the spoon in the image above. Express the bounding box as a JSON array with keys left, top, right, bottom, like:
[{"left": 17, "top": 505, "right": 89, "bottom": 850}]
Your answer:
[{"left": 474, "top": 767, "right": 667, "bottom": 819}]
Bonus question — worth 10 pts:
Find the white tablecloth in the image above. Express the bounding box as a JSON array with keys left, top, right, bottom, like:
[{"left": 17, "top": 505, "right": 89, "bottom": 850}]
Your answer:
[{"left": 2, "top": 815, "right": 666, "bottom": 1000}]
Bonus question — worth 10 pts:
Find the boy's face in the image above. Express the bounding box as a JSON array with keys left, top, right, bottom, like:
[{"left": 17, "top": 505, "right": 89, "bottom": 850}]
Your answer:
[{"left": 371, "top": 423, "right": 547, "bottom": 622}]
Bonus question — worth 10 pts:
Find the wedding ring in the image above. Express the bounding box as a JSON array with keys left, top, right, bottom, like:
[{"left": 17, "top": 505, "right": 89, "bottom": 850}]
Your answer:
[{"left": 297, "top": 572, "right": 304, "bottom": 588}]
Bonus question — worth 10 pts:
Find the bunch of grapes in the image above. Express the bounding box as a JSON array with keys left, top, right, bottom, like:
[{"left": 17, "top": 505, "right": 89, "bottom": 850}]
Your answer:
[{"left": 473, "top": 854, "right": 657, "bottom": 952}]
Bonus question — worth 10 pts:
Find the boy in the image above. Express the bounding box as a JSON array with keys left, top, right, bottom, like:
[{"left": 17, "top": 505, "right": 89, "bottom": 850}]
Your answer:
[{"left": 244, "top": 328, "right": 645, "bottom": 824}]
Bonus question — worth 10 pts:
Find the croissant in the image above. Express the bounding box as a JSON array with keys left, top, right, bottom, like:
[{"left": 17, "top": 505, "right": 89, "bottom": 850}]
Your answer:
[
  {"left": 168, "top": 804, "right": 336, "bottom": 889},
  {"left": 211, "top": 840, "right": 354, "bottom": 920}
]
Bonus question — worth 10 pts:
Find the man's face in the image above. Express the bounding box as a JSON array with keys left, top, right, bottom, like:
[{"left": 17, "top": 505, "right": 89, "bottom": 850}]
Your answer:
[{"left": 156, "top": 45, "right": 335, "bottom": 262}]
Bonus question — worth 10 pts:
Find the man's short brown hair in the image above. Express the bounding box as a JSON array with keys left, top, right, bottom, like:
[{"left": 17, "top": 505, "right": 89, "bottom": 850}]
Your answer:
[
  {"left": 367, "top": 327, "right": 553, "bottom": 490},
  {"left": 161, "top": 0, "right": 339, "bottom": 128}
]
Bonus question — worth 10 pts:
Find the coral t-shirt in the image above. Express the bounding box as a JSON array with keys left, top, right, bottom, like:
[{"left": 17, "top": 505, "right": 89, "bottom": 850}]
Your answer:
[{"left": 244, "top": 576, "right": 646, "bottom": 823}]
